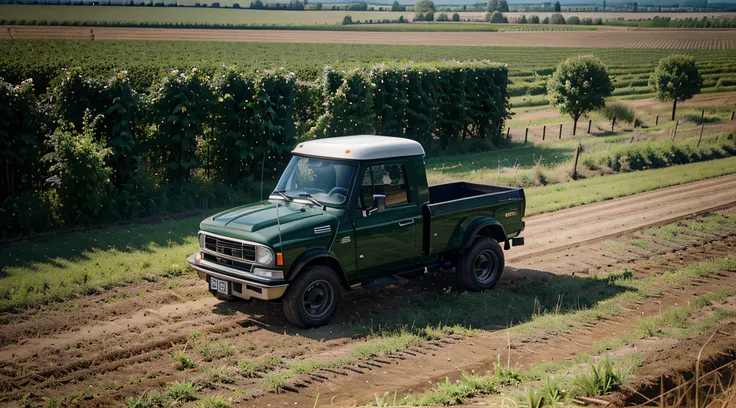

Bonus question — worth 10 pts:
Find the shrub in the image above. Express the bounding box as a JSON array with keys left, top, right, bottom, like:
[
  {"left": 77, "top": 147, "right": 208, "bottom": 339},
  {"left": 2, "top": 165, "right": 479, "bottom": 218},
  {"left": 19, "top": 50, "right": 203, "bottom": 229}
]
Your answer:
[
  {"left": 452, "top": 12, "right": 460, "bottom": 21},
  {"left": 342, "top": 15, "right": 353, "bottom": 25},
  {"left": 487, "top": 11, "right": 507, "bottom": 23},
  {"left": 437, "top": 13, "right": 449, "bottom": 21},
  {"left": 529, "top": 15, "right": 540, "bottom": 24},
  {"left": 567, "top": 15, "right": 580, "bottom": 25},
  {"left": 550, "top": 13, "right": 566, "bottom": 24},
  {"left": 542, "top": 16, "right": 549, "bottom": 24},
  {"left": 518, "top": 15, "right": 527, "bottom": 23},
  {"left": 45, "top": 112, "right": 112, "bottom": 223},
  {"left": 599, "top": 102, "right": 636, "bottom": 124}
]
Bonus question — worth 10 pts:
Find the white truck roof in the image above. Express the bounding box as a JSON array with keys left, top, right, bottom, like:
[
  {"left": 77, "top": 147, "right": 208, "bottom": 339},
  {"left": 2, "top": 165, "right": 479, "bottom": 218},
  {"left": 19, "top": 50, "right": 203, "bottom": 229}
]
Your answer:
[{"left": 292, "top": 135, "right": 425, "bottom": 161}]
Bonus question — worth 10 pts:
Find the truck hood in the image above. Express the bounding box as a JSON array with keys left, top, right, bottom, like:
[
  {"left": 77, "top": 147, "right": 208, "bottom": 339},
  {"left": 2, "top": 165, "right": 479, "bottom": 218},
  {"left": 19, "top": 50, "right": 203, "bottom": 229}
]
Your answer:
[{"left": 200, "top": 200, "right": 339, "bottom": 247}]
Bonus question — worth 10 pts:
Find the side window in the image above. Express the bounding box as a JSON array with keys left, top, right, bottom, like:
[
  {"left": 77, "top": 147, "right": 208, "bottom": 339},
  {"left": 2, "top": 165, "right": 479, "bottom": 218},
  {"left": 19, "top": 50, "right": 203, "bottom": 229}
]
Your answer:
[{"left": 360, "top": 163, "right": 410, "bottom": 208}]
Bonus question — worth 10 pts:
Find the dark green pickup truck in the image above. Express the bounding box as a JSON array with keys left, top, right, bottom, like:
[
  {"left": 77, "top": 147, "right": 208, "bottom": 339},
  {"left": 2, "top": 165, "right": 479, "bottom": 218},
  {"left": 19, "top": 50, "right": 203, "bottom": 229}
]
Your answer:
[{"left": 188, "top": 135, "right": 525, "bottom": 328}]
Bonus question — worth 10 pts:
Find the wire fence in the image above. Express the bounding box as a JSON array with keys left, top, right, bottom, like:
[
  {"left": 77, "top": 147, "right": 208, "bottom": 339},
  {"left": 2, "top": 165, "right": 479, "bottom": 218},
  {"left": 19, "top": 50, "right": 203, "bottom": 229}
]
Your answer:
[{"left": 505, "top": 111, "right": 736, "bottom": 145}]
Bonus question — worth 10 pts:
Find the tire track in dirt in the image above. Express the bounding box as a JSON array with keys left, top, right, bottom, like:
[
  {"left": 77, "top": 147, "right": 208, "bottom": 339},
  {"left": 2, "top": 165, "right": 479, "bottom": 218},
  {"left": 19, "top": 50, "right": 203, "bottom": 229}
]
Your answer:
[
  {"left": 1, "top": 176, "right": 735, "bottom": 404},
  {"left": 250, "top": 231, "right": 736, "bottom": 407}
]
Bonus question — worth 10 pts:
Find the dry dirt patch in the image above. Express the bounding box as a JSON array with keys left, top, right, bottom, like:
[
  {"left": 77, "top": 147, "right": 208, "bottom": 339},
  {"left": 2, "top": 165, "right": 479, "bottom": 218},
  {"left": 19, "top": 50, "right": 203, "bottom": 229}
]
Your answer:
[{"left": 3, "top": 25, "right": 736, "bottom": 49}]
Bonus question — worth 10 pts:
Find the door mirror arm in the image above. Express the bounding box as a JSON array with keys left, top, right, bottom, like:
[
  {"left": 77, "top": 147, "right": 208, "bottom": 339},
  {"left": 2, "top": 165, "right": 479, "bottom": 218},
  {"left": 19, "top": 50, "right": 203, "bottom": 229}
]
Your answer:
[{"left": 362, "top": 194, "right": 387, "bottom": 217}]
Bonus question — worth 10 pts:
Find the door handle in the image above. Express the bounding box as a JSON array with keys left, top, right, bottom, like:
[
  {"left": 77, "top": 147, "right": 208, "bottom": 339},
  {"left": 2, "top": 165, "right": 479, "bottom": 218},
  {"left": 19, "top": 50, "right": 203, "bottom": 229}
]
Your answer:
[{"left": 399, "top": 218, "right": 415, "bottom": 227}]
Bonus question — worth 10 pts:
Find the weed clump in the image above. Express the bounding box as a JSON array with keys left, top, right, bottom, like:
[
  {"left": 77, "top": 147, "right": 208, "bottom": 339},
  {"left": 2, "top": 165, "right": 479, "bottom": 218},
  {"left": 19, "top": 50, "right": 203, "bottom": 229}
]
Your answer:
[{"left": 171, "top": 350, "right": 196, "bottom": 370}]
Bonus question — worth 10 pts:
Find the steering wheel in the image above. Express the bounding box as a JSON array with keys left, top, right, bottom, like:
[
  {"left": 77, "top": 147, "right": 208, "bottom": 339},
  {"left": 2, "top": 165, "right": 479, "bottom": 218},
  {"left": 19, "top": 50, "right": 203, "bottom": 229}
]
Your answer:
[{"left": 327, "top": 187, "right": 348, "bottom": 197}]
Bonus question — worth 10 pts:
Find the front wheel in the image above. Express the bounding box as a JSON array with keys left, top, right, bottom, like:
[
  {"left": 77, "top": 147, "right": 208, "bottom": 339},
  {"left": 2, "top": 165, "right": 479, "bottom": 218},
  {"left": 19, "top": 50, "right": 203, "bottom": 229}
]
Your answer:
[
  {"left": 282, "top": 265, "right": 342, "bottom": 328},
  {"left": 457, "top": 239, "right": 505, "bottom": 292}
]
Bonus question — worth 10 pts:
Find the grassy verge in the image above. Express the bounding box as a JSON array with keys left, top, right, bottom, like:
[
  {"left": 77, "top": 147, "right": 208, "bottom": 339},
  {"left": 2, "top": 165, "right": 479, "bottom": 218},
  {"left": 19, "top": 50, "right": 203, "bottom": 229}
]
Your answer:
[
  {"left": 526, "top": 155, "right": 736, "bottom": 215},
  {"left": 427, "top": 134, "right": 736, "bottom": 190}
]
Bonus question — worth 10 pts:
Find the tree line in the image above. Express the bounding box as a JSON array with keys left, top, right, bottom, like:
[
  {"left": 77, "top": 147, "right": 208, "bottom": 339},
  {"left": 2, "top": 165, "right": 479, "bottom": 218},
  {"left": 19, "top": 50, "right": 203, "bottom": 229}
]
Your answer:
[{"left": 0, "top": 62, "right": 510, "bottom": 236}]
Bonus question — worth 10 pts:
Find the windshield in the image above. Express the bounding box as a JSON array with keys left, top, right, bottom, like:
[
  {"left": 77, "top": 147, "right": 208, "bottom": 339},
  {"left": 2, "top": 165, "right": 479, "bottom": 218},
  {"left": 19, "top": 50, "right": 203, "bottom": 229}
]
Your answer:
[{"left": 274, "top": 156, "right": 357, "bottom": 207}]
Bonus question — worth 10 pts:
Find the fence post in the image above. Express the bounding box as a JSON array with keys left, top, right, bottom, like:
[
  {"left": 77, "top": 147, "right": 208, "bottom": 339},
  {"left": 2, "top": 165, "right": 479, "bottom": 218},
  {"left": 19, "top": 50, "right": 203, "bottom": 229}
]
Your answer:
[
  {"left": 672, "top": 120, "right": 679, "bottom": 142},
  {"left": 7, "top": 28, "right": 13, "bottom": 40},
  {"left": 559, "top": 123, "right": 563, "bottom": 139},
  {"left": 700, "top": 109, "right": 704, "bottom": 124},
  {"left": 731, "top": 111, "right": 735, "bottom": 121},
  {"left": 90, "top": 29, "right": 95, "bottom": 41},
  {"left": 611, "top": 115, "right": 616, "bottom": 132},
  {"left": 697, "top": 125, "right": 704, "bottom": 147},
  {"left": 506, "top": 127, "right": 510, "bottom": 140},
  {"left": 542, "top": 125, "right": 546, "bottom": 141},
  {"left": 524, "top": 128, "right": 528, "bottom": 144},
  {"left": 655, "top": 114, "right": 659, "bottom": 126},
  {"left": 572, "top": 143, "right": 582, "bottom": 180},
  {"left": 587, "top": 119, "right": 592, "bottom": 134}
]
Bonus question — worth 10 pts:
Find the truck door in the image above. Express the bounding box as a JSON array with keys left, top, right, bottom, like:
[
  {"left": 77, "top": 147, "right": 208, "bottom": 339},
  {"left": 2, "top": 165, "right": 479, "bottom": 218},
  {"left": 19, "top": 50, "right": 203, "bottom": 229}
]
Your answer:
[{"left": 353, "top": 161, "right": 419, "bottom": 279}]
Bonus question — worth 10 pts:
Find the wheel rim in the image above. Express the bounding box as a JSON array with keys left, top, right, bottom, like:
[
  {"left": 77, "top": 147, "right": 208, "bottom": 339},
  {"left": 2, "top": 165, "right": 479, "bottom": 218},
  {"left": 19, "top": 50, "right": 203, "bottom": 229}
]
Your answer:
[
  {"left": 302, "top": 279, "right": 334, "bottom": 319},
  {"left": 473, "top": 250, "right": 498, "bottom": 284}
]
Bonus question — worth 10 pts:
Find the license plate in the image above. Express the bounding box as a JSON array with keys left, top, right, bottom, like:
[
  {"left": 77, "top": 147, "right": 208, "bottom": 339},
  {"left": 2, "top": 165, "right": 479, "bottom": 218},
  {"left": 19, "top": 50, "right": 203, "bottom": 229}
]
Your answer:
[{"left": 209, "top": 277, "right": 231, "bottom": 295}]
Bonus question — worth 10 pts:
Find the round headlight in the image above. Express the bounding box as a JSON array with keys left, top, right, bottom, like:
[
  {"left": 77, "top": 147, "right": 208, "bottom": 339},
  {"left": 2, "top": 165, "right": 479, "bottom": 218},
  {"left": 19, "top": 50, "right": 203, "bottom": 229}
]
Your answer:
[{"left": 256, "top": 246, "right": 275, "bottom": 266}]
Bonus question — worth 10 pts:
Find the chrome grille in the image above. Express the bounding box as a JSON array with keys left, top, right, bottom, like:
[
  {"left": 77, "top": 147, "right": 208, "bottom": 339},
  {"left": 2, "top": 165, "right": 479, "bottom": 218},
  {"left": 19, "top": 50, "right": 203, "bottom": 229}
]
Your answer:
[{"left": 203, "top": 234, "right": 256, "bottom": 262}]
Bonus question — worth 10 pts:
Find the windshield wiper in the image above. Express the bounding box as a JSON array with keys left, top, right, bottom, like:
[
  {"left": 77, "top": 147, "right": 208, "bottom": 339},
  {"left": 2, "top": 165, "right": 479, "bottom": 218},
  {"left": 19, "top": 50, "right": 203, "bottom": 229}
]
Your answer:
[
  {"left": 299, "top": 192, "right": 327, "bottom": 210},
  {"left": 272, "top": 190, "right": 292, "bottom": 202}
]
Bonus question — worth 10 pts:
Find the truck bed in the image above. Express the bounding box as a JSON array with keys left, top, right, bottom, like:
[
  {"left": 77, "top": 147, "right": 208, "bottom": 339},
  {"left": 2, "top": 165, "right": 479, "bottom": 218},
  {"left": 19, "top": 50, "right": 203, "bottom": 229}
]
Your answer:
[{"left": 422, "top": 181, "right": 525, "bottom": 256}]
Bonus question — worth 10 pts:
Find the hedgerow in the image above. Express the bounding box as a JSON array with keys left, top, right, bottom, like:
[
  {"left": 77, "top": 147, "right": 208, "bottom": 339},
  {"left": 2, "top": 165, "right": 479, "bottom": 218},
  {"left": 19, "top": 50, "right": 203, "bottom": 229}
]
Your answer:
[{"left": 0, "top": 62, "right": 510, "bottom": 236}]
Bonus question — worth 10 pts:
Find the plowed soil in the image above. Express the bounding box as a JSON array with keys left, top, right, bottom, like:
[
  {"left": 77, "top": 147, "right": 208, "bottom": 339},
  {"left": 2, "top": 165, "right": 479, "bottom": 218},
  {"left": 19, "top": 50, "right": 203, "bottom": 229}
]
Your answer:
[
  {"left": 3, "top": 25, "right": 736, "bottom": 49},
  {"left": 1, "top": 175, "right": 736, "bottom": 406}
]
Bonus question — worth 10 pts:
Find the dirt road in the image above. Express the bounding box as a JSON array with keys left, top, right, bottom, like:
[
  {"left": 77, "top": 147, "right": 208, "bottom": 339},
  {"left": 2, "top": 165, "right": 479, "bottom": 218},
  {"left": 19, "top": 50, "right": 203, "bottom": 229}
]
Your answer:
[
  {"left": 2, "top": 25, "right": 736, "bottom": 49},
  {"left": 1, "top": 174, "right": 736, "bottom": 405}
]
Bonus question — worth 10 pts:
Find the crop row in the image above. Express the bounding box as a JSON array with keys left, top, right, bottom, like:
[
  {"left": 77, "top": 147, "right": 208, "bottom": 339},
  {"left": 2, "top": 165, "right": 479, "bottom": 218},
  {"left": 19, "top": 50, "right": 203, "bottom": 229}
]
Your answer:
[{"left": 2, "top": 40, "right": 735, "bottom": 94}]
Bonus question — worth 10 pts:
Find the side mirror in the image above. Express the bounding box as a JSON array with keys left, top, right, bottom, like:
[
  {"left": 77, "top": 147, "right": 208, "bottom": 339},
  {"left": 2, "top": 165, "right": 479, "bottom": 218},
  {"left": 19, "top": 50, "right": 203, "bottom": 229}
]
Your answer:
[{"left": 363, "top": 194, "right": 387, "bottom": 217}]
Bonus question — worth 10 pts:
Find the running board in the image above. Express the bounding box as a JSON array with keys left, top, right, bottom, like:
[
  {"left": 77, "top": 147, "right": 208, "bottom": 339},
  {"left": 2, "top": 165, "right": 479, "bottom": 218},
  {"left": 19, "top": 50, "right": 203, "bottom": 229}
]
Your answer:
[{"left": 361, "top": 276, "right": 400, "bottom": 290}]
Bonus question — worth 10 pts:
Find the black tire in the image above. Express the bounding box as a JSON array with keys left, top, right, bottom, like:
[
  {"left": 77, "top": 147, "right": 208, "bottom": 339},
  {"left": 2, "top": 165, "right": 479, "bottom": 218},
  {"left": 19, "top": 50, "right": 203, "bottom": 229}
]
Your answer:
[
  {"left": 282, "top": 265, "right": 342, "bottom": 328},
  {"left": 457, "top": 239, "right": 505, "bottom": 292}
]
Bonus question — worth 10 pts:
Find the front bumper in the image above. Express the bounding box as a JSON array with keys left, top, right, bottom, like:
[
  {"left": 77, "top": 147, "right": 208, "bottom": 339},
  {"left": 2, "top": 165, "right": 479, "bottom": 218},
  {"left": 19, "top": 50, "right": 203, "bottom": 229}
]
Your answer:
[{"left": 187, "top": 254, "right": 288, "bottom": 301}]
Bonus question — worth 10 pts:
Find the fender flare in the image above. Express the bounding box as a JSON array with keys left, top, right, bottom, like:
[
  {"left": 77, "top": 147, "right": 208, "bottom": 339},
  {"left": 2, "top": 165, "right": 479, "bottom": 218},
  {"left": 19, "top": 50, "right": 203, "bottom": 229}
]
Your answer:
[
  {"left": 288, "top": 249, "right": 350, "bottom": 290},
  {"left": 461, "top": 217, "right": 507, "bottom": 249}
]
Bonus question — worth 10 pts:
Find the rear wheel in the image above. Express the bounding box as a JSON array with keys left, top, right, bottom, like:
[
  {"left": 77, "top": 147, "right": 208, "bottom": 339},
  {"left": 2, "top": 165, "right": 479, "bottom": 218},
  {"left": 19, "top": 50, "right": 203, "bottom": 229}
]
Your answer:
[
  {"left": 283, "top": 265, "right": 342, "bottom": 328},
  {"left": 457, "top": 239, "right": 505, "bottom": 292}
]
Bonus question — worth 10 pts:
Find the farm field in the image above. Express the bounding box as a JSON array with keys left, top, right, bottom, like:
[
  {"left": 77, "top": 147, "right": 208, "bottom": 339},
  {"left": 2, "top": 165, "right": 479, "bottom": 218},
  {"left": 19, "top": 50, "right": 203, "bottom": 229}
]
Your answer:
[
  {"left": 3, "top": 15, "right": 736, "bottom": 406},
  {"left": 1, "top": 5, "right": 735, "bottom": 26},
  {"left": 4, "top": 24, "right": 736, "bottom": 49},
  {"left": 2, "top": 40, "right": 736, "bottom": 100},
  {"left": 2, "top": 169, "right": 736, "bottom": 406}
]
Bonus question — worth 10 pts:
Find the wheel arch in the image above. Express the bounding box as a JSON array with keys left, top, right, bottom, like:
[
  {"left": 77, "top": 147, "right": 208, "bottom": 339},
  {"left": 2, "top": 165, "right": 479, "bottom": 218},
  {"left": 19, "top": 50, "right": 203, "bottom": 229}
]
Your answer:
[
  {"left": 288, "top": 249, "right": 350, "bottom": 290},
  {"left": 462, "top": 217, "right": 507, "bottom": 249}
]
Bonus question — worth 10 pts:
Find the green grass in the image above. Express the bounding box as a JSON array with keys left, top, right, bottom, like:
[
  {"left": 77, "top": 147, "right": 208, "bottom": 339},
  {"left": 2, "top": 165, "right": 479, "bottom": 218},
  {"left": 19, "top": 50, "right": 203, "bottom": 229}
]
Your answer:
[
  {"left": 350, "top": 332, "right": 421, "bottom": 358},
  {"left": 526, "top": 156, "right": 736, "bottom": 216}
]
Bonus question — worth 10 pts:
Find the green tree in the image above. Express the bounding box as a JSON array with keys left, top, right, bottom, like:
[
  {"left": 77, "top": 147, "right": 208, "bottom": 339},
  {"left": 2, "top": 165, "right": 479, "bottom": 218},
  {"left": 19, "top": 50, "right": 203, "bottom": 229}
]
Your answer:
[
  {"left": 499, "top": 0, "right": 508, "bottom": 12},
  {"left": 486, "top": 11, "right": 506, "bottom": 22},
  {"left": 437, "top": 12, "right": 449, "bottom": 21},
  {"left": 547, "top": 56, "right": 613, "bottom": 135},
  {"left": 529, "top": 14, "right": 540, "bottom": 23},
  {"left": 391, "top": 0, "right": 405, "bottom": 11},
  {"left": 550, "top": 13, "right": 566, "bottom": 24},
  {"left": 342, "top": 15, "right": 353, "bottom": 24},
  {"left": 649, "top": 55, "right": 702, "bottom": 121},
  {"left": 518, "top": 14, "right": 527, "bottom": 23},
  {"left": 415, "top": 0, "right": 434, "bottom": 12},
  {"left": 554, "top": 0, "right": 560, "bottom": 11},
  {"left": 452, "top": 12, "right": 460, "bottom": 21},
  {"left": 486, "top": 0, "right": 498, "bottom": 12}
]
